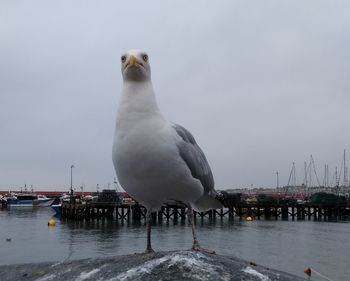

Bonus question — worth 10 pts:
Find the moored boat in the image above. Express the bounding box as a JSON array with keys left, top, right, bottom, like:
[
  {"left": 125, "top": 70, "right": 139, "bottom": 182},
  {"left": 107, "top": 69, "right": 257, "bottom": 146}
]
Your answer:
[
  {"left": 50, "top": 194, "right": 71, "bottom": 215},
  {"left": 50, "top": 203, "right": 62, "bottom": 215},
  {"left": 7, "top": 194, "right": 55, "bottom": 207}
]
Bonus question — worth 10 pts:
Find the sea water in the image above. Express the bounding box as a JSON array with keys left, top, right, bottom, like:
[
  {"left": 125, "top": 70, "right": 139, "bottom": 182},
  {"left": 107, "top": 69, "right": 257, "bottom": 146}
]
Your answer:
[{"left": 0, "top": 208, "right": 349, "bottom": 280}]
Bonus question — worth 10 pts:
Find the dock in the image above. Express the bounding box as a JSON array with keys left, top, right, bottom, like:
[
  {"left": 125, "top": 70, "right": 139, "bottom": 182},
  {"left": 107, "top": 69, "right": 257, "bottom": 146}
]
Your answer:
[{"left": 61, "top": 200, "right": 350, "bottom": 222}]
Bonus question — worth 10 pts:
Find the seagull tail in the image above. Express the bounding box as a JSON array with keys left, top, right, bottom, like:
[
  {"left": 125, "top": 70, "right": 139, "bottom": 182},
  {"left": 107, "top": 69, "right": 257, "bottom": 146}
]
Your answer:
[{"left": 191, "top": 193, "right": 223, "bottom": 212}]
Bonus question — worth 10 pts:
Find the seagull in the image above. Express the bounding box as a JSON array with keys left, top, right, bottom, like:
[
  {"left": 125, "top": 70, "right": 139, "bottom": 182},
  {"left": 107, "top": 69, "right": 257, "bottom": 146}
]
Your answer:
[{"left": 112, "top": 49, "right": 223, "bottom": 253}]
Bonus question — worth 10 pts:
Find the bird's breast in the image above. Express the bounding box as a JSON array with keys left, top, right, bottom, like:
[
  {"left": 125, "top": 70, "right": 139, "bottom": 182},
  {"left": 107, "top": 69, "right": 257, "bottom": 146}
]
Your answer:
[
  {"left": 112, "top": 118, "right": 204, "bottom": 206},
  {"left": 113, "top": 120, "right": 180, "bottom": 180}
]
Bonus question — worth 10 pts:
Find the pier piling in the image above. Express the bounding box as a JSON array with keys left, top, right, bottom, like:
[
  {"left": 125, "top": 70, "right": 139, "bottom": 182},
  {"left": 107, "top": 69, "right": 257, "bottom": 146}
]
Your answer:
[{"left": 60, "top": 201, "right": 349, "bottom": 222}]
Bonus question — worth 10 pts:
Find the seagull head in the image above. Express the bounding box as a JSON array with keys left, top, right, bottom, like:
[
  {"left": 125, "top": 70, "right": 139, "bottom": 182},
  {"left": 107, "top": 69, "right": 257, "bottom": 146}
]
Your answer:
[{"left": 121, "top": 49, "right": 151, "bottom": 82}]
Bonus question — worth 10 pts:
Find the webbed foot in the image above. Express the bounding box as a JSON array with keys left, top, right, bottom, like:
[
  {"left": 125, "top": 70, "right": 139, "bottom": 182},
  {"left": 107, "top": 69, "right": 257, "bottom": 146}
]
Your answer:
[
  {"left": 144, "top": 247, "right": 155, "bottom": 254},
  {"left": 191, "top": 242, "right": 215, "bottom": 254}
]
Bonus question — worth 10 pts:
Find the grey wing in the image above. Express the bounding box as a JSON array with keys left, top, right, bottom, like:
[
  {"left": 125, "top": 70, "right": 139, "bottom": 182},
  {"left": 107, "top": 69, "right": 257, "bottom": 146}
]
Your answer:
[{"left": 172, "top": 123, "right": 215, "bottom": 194}]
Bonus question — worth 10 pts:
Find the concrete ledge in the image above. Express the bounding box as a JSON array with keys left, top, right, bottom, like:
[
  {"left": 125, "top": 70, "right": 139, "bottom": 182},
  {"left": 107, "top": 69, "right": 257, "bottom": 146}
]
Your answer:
[{"left": 0, "top": 250, "right": 306, "bottom": 281}]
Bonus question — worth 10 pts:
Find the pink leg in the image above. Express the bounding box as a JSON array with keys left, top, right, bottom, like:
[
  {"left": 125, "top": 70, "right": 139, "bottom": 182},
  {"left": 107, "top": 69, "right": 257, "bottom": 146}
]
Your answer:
[
  {"left": 145, "top": 207, "right": 155, "bottom": 254},
  {"left": 187, "top": 205, "right": 215, "bottom": 254}
]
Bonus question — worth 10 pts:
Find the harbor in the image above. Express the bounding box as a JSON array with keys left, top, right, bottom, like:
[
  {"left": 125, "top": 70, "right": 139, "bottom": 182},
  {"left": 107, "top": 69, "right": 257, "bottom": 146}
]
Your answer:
[
  {"left": 2, "top": 189, "right": 349, "bottom": 222},
  {"left": 1, "top": 206, "right": 349, "bottom": 280},
  {"left": 1, "top": 185, "right": 349, "bottom": 281},
  {"left": 2, "top": 0, "right": 350, "bottom": 280}
]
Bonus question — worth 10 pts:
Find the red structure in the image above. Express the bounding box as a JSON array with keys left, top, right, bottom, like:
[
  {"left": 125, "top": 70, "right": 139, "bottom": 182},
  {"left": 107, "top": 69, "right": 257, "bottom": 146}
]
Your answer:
[{"left": 0, "top": 190, "right": 130, "bottom": 198}]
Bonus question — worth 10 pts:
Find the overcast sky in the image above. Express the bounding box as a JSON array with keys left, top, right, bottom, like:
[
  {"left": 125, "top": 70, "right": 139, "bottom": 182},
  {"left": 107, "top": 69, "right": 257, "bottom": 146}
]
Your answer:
[{"left": 1, "top": 1, "right": 350, "bottom": 192}]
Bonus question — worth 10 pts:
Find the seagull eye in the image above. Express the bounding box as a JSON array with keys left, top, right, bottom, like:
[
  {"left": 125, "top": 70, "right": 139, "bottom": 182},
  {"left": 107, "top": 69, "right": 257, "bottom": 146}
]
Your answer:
[
  {"left": 121, "top": 55, "right": 127, "bottom": 63},
  {"left": 142, "top": 54, "right": 148, "bottom": 62}
]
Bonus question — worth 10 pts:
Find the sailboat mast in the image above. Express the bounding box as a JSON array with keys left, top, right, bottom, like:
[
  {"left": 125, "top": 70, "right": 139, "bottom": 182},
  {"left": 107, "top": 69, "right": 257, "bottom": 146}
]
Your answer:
[
  {"left": 293, "top": 162, "right": 296, "bottom": 189},
  {"left": 309, "top": 156, "right": 312, "bottom": 188},
  {"left": 304, "top": 161, "right": 308, "bottom": 188},
  {"left": 335, "top": 166, "right": 338, "bottom": 187},
  {"left": 344, "top": 149, "right": 346, "bottom": 187}
]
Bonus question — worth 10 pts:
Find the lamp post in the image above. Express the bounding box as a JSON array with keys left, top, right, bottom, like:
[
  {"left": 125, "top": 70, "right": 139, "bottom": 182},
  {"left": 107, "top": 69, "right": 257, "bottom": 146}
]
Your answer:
[
  {"left": 70, "top": 165, "right": 74, "bottom": 197},
  {"left": 276, "top": 171, "right": 279, "bottom": 193}
]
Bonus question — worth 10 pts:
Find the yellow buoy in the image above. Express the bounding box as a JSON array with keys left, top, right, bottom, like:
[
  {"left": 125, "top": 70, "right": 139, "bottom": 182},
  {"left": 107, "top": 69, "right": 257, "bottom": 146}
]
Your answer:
[
  {"left": 246, "top": 216, "right": 253, "bottom": 221},
  {"left": 48, "top": 219, "right": 56, "bottom": 227}
]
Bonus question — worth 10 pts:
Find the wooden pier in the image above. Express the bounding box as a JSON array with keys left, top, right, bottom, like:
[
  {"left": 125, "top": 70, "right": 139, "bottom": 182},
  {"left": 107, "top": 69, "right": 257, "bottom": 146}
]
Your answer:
[{"left": 61, "top": 201, "right": 350, "bottom": 222}]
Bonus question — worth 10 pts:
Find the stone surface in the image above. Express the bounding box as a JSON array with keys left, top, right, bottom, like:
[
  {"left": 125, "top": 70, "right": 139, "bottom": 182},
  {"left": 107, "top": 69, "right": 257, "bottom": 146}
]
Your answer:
[{"left": 0, "top": 250, "right": 306, "bottom": 281}]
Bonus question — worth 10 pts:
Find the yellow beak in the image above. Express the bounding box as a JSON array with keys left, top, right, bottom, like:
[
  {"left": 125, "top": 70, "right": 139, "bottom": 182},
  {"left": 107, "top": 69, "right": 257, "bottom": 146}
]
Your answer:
[{"left": 128, "top": 55, "right": 140, "bottom": 66}]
